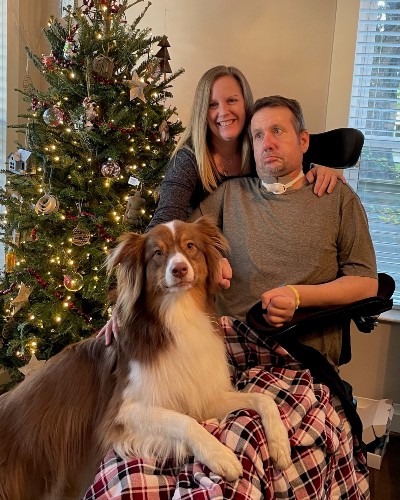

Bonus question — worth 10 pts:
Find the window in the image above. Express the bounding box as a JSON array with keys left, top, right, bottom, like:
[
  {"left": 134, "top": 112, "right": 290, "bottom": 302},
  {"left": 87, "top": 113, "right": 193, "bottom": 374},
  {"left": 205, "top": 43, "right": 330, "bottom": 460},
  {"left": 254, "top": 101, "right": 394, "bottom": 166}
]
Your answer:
[{"left": 349, "top": 0, "right": 400, "bottom": 306}]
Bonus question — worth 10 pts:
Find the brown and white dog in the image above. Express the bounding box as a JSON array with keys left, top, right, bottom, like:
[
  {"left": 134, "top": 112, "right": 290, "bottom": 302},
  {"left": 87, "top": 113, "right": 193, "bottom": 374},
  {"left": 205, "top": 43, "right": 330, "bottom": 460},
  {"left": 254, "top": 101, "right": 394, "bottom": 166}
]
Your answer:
[{"left": 0, "top": 217, "right": 291, "bottom": 500}]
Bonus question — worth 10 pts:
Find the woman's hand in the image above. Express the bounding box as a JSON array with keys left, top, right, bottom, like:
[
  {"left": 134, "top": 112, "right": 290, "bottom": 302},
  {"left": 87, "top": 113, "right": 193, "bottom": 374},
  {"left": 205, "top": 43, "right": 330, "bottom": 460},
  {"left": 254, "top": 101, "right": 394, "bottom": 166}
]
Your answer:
[
  {"left": 306, "top": 163, "right": 346, "bottom": 197},
  {"left": 260, "top": 286, "right": 297, "bottom": 327},
  {"left": 218, "top": 257, "right": 233, "bottom": 289},
  {"left": 96, "top": 308, "right": 119, "bottom": 346}
]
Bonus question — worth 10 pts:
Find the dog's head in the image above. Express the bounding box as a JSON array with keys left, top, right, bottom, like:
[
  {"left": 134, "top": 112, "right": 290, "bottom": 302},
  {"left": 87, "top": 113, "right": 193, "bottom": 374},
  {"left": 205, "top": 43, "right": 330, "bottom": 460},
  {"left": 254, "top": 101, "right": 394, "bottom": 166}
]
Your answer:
[{"left": 107, "top": 216, "right": 229, "bottom": 329}]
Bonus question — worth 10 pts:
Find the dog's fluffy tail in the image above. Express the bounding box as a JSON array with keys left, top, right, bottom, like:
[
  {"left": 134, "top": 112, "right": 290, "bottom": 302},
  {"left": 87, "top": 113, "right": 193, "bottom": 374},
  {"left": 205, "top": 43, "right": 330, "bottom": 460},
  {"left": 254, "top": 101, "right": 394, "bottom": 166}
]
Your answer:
[{"left": 0, "top": 336, "right": 118, "bottom": 500}]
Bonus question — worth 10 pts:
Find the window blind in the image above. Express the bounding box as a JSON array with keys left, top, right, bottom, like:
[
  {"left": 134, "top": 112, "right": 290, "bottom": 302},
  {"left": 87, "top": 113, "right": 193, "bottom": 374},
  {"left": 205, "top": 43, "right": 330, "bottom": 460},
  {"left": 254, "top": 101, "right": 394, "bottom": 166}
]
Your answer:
[{"left": 349, "top": 0, "right": 400, "bottom": 306}]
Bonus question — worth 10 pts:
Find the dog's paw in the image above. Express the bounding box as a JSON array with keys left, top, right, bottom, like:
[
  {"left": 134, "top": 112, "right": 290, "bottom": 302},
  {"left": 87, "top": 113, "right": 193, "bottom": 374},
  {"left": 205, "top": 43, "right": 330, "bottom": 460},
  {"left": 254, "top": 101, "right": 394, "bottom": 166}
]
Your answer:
[
  {"left": 268, "top": 423, "right": 292, "bottom": 470},
  {"left": 204, "top": 447, "right": 243, "bottom": 482}
]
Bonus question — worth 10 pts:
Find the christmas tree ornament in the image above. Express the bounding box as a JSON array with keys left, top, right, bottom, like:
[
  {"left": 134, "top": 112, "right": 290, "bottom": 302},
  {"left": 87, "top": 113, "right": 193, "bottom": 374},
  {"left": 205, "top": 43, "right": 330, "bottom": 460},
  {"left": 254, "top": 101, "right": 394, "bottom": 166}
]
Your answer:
[
  {"left": 159, "top": 120, "right": 170, "bottom": 143},
  {"left": 101, "top": 158, "right": 121, "bottom": 178},
  {"left": 63, "top": 272, "right": 84, "bottom": 292},
  {"left": 72, "top": 226, "right": 91, "bottom": 246},
  {"left": 152, "top": 186, "right": 161, "bottom": 203},
  {"left": 23, "top": 57, "right": 33, "bottom": 91},
  {"left": 43, "top": 106, "right": 64, "bottom": 127},
  {"left": 82, "top": 97, "right": 98, "bottom": 129},
  {"left": 146, "top": 58, "right": 161, "bottom": 81},
  {"left": 31, "top": 97, "right": 41, "bottom": 111},
  {"left": 92, "top": 55, "right": 115, "bottom": 80},
  {"left": 123, "top": 190, "right": 146, "bottom": 226},
  {"left": 11, "top": 283, "right": 32, "bottom": 314},
  {"left": 42, "top": 53, "right": 55, "bottom": 71},
  {"left": 155, "top": 35, "right": 172, "bottom": 79},
  {"left": 128, "top": 175, "right": 140, "bottom": 187},
  {"left": 5, "top": 252, "right": 16, "bottom": 273},
  {"left": 63, "top": 36, "right": 78, "bottom": 61},
  {"left": 35, "top": 194, "right": 59, "bottom": 215},
  {"left": 12, "top": 228, "right": 21, "bottom": 248},
  {"left": 18, "top": 353, "right": 46, "bottom": 378},
  {"left": 126, "top": 71, "right": 147, "bottom": 102}
]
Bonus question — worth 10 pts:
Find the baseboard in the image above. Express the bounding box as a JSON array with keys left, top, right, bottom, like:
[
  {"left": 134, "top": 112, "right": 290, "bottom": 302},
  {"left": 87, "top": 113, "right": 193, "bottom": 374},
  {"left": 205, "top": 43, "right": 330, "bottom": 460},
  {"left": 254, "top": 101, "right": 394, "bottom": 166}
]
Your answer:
[{"left": 390, "top": 403, "right": 400, "bottom": 434}]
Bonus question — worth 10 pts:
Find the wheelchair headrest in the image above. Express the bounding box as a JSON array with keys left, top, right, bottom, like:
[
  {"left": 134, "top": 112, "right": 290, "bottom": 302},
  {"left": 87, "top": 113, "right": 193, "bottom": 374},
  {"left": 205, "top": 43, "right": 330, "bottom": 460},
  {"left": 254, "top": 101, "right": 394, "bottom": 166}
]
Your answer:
[{"left": 304, "top": 128, "right": 364, "bottom": 170}]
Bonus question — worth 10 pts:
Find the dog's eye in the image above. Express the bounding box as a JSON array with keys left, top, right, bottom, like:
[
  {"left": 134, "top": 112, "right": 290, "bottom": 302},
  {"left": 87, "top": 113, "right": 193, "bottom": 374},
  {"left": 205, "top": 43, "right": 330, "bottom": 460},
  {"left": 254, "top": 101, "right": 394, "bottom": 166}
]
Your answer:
[
  {"left": 187, "top": 242, "right": 195, "bottom": 250},
  {"left": 154, "top": 249, "right": 163, "bottom": 257}
]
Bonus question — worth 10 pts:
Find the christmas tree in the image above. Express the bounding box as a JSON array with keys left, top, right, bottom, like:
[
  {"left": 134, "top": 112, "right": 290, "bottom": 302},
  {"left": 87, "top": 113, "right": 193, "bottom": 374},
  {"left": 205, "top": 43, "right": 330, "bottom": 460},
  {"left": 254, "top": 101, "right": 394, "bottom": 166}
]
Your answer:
[{"left": 0, "top": 0, "right": 184, "bottom": 389}]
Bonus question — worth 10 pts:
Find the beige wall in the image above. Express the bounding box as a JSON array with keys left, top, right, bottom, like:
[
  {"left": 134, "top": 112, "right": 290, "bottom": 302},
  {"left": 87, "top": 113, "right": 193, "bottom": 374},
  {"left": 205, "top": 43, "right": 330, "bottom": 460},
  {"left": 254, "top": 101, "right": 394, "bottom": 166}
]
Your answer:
[
  {"left": 143, "top": 0, "right": 337, "bottom": 132},
  {"left": 7, "top": 0, "right": 400, "bottom": 405},
  {"left": 7, "top": 0, "right": 58, "bottom": 152}
]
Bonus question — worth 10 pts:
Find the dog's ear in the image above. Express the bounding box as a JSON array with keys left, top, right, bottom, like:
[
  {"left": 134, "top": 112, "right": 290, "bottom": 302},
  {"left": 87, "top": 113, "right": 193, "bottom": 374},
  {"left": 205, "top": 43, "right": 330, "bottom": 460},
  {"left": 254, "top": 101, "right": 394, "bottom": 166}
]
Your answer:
[
  {"left": 107, "top": 232, "right": 146, "bottom": 317},
  {"left": 193, "top": 215, "right": 229, "bottom": 256},
  {"left": 193, "top": 216, "right": 230, "bottom": 292}
]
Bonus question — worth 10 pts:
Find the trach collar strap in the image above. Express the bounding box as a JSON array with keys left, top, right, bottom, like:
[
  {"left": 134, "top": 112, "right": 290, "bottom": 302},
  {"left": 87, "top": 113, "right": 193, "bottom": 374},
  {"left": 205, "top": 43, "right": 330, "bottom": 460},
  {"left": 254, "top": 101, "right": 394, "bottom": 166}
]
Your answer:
[{"left": 262, "top": 171, "right": 305, "bottom": 195}]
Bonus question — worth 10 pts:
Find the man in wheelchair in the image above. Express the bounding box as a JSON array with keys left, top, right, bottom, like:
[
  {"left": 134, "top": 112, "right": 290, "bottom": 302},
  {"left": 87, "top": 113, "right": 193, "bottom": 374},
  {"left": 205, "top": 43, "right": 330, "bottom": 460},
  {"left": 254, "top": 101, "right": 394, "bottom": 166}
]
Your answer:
[{"left": 86, "top": 97, "right": 386, "bottom": 499}]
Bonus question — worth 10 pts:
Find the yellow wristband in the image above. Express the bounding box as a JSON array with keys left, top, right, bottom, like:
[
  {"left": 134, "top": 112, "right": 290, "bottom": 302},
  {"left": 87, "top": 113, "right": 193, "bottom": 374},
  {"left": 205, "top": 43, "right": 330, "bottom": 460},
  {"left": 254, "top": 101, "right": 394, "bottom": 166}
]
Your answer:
[{"left": 286, "top": 285, "right": 300, "bottom": 309}]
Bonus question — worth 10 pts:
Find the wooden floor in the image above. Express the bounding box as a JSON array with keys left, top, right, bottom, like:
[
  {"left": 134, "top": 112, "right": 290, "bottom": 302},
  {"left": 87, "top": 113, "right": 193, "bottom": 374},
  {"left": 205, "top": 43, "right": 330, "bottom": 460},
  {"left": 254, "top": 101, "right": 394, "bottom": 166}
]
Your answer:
[{"left": 369, "top": 432, "right": 400, "bottom": 500}]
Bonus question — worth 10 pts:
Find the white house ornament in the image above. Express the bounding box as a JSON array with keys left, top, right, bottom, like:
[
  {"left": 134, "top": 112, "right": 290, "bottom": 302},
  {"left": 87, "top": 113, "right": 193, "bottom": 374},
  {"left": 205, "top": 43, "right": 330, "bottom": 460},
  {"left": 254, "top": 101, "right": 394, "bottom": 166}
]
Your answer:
[
  {"left": 43, "top": 106, "right": 64, "bottom": 127},
  {"left": 7, "top": 149, "right": 34, "bottom": 175},
  {"left": 101, "top": 159, "right": 121, "bottom": 178},
  {"left": 35, "top": 194, "right": 59, "bottom": 215},
  {"left": 126, "top": 72, "right": 146, "bottom": 102}
]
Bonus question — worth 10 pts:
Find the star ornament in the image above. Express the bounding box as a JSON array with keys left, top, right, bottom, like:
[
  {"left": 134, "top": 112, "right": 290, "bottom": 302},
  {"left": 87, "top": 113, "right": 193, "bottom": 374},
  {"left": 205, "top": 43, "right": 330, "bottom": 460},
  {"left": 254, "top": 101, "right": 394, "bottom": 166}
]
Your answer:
[
  {"left": 11, "top": 282, "right": 32, "bottom": 314},
  {"left": 127, "top": 72, "right": 147, "bottom": 102},
  {"left": 18, "top": 354, "right": 46, "bottom": 378}
]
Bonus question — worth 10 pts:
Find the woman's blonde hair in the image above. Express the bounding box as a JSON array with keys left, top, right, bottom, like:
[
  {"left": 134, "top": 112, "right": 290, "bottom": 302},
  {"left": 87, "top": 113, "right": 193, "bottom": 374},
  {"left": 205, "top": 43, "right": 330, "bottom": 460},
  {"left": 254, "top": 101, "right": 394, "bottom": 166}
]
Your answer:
[{"left": 173, "top": 66, "right": 254, "bottom": 193}]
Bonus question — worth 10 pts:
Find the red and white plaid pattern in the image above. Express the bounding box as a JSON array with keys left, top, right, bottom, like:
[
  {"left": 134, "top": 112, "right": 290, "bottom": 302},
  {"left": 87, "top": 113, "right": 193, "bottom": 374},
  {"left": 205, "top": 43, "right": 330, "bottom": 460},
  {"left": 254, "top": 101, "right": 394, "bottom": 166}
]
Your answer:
[{"left": 85, "top": 317, "right": 369, "bottom": 500}]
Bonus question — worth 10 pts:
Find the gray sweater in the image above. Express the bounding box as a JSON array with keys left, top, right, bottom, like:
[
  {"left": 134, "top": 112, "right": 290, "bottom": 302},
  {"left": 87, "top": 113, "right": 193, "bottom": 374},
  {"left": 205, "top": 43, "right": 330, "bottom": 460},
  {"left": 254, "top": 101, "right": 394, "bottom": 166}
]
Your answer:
[{"left": 191, "top": 177, "right": 377, "bottom": 366}]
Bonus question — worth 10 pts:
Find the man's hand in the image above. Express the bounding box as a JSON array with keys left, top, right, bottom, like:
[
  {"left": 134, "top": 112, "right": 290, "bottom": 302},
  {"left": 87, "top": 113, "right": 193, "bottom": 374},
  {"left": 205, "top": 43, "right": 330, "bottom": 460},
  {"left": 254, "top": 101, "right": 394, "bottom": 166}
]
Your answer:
[
  {"left": 96, "top": 308, "right": 119, "bottom": 346},
  {"left": 260, "top": 286, "right": 298, "bottom": 327}
]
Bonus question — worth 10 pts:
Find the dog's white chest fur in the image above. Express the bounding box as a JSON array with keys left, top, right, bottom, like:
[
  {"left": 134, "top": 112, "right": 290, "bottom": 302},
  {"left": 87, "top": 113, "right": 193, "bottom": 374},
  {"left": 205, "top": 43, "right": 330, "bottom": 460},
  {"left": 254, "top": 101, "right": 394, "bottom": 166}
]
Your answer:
[{"left": 122, "top": 294, "right": 232, "bottom": 421}]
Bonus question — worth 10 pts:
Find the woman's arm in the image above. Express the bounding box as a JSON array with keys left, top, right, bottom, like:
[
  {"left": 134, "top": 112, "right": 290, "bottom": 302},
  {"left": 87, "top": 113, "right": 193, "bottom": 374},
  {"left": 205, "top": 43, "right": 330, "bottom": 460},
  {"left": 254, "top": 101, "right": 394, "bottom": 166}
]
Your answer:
[
  {"left": 305, "top": 164, "right": 347, "bottom": 197},
  {"left": 146, "top": 148, "right": 204, "bottom": 231}
]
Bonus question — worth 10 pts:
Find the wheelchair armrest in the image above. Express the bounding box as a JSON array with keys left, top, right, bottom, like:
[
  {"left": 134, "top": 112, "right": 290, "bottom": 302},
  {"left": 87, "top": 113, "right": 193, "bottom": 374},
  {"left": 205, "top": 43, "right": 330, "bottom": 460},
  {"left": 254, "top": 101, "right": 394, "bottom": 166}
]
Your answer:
[{"left": 245, "top": 273, "right": 395, "bottom": 339}]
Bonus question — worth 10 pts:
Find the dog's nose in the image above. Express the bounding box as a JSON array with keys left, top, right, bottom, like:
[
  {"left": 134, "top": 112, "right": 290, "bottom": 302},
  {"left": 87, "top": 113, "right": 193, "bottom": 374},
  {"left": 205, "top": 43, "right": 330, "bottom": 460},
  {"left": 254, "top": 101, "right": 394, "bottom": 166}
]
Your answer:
[{"left": 171, "top": 262, "right": 188, "bottom": 278}]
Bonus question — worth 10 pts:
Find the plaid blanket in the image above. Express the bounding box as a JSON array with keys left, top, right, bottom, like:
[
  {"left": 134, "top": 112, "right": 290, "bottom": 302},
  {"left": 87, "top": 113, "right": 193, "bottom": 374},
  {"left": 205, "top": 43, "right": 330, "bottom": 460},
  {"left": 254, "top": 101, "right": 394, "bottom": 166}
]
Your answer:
[{"left": 84, "top": 317, "right": 369, "bottom": 500}]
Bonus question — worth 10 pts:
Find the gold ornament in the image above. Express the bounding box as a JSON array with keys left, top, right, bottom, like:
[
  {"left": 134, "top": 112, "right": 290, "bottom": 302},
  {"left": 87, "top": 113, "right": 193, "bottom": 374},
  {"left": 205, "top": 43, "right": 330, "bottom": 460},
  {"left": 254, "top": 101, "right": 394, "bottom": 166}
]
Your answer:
[
  {"left": 11, "top": 283, "right": 32, "bottom": 314},
  {"left": 72, "top": 226, "right": 91, "bottom": 246},
  {"left": 35, "top": 194, "right": 59, "bottom": 215},
  {"left": 5, "top": 252, "right": 16, "bottom": 273},
  {"left": 63, "top": 272, "right": 84, "bottom": 292}
]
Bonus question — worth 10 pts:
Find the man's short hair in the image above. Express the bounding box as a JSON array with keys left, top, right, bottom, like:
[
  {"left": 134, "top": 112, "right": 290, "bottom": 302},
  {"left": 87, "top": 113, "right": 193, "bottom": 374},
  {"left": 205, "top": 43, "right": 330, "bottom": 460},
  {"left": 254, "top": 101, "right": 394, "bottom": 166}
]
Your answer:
[{"left": 252, "top": 95, "right": 306, "bottom": 134}]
